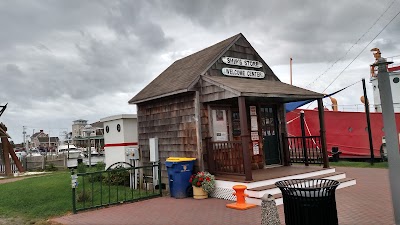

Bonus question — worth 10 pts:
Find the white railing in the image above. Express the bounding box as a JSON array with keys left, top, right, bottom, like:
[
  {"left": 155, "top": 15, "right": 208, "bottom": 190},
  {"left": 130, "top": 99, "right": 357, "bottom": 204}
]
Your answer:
[
  {"left": 0, "top": 159, "right": 21, "bottom": 175},
  {"left": 324, "top": 104, "right": 376, "bottom": 112}
]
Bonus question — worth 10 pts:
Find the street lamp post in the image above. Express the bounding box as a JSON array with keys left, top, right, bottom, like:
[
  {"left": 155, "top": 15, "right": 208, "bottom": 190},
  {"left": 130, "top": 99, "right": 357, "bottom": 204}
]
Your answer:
[
  {"left": 25, "top": 135, "right": 30, "bottom": 152},
  {"left": 66, "top": 131, "right": 72, "bottom": 158},
  {"left": 83, "top": 125, "right": 95, "bottom": 168},
  {"left": 373, "top": 53, "right": 400, "bottom": 224}
]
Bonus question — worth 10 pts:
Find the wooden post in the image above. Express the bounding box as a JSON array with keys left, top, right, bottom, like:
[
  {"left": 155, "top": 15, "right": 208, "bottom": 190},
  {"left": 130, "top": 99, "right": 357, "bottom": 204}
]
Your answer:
[
  {"left": 42, "top": 155, "right": 46, "bottom": 170},
  {"left": 194, "top": 91, "right": 204, "bottom": 171},
  {"left": 281, "top": 133, "right": 290, "bottom": 166},
  {"left": 317, "top": 99, "right": 329, "bottom": 168},
  {"left": 1, "top": 137, "right": 12, "bottom": 176},
  {"left": 362, "top": 78, "right": 374, "bottom": 165},
  {"left": 205, "top": 137, "right": 215, "bottom": 174},
  {"left": 238, "top": 97, "right": 252, "bottom": 181},
  {"left": 8, "top": 141, "right": 24, "bottom": 172},
  {"left": 300, "top": 111, "right": 309, "bottom": 166}
]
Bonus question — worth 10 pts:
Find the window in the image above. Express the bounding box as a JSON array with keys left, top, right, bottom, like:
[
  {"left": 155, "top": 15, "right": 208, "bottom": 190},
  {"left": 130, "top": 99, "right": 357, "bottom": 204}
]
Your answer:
[{"left": 232, "top": 110, "right": 240, "bottom": 137}]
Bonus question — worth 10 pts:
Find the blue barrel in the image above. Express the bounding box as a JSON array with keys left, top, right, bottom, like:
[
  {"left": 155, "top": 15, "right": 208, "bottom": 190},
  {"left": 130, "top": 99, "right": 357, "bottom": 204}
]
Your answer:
[{"left": 165, "top": 157, "right": 196, "bottom": 198}]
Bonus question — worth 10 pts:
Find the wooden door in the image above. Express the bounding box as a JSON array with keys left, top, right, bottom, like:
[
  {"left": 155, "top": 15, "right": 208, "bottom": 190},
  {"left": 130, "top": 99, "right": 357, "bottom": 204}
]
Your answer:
[{"left": 260, "top": 106, "right": 281, "bottom": 165}]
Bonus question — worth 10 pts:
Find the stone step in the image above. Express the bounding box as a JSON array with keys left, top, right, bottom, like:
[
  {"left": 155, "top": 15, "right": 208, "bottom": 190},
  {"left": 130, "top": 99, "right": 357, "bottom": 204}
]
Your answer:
[
  {"left": 246, "top": 177, "right": 356, "bottom": 206},
  {"left": 246, "top": 172, "right": 346, "bottom": 198}
]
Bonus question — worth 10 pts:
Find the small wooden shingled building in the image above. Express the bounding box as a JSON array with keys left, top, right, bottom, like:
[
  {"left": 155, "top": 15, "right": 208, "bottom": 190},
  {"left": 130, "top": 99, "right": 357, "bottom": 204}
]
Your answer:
[{"left": 129, "top": 33, "right": 328, "bottom": 182}]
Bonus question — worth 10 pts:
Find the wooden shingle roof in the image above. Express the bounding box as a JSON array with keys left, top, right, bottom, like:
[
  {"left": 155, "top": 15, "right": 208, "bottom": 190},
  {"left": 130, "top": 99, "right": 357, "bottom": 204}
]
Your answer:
[
  {"left": 203, "top": 76, "right": 323, "bottom": 102},
  {"left": 129, "top": 34, "right": 241, "bottom": 104},
  {"left": 129, "top": 33, "right": 323, "bottom": 104}
]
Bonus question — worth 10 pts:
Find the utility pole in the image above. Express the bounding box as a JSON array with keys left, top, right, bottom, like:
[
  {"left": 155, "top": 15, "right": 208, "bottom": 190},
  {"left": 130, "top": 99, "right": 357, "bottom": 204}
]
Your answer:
[
  {"left": 48, "top": 129, "right": 50, "bottom": 155},
  {"left": 25, "top": 135, "right": 30, "bottom": 151},
  {"left": 290, "top": 57, "right": 293, "bottom": 85},
  {"left": 374, "top": 55, "right": 400, "bottom": 224},
  {"left": 23, "top": 126, "right": 26, "bottom": 150}
]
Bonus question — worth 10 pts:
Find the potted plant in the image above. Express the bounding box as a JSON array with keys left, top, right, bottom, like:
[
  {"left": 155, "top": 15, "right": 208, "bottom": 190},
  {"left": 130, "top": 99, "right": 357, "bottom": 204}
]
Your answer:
[{"left": 189, "top": 171, "right": 215, "bottom": 199}]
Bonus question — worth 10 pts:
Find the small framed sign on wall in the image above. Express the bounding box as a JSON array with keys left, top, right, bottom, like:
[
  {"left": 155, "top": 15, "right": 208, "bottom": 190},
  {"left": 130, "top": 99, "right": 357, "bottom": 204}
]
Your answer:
[
  {"left": 250, "top": 106, "right": 257, "bottom": 116},
  {"left": 252, "top": 141, "right": 260, "bottom": 155},
  {"left": 251, "top": 116, "right": 258, "bottom": 131}
]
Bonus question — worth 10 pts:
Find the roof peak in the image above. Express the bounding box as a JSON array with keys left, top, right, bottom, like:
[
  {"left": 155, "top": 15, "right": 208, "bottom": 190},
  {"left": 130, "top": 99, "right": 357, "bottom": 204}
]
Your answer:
[{"left": 175, "top": 33, "right": 242, "bottom": 63}]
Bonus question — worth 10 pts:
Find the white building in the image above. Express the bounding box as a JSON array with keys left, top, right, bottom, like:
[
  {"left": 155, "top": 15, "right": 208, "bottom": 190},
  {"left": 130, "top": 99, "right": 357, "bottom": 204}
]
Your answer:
[
  {"left": 72, "top": 119, "right": 88, "bottom": 138},
  {"left": 371, "top": 61, "right": 400, "bottom": 113},
  {"left": 100, "top": 114, "right": 138, "bottom": 168}
]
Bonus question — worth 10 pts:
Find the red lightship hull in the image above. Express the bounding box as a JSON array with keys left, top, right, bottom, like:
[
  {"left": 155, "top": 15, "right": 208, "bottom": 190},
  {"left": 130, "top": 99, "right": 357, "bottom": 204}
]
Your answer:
[{"left": 286, "top": 109, "right": 400, "bottom": 158}]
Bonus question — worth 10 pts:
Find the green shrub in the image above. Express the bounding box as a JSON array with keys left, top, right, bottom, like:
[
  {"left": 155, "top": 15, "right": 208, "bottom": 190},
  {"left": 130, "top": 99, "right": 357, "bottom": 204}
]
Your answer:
[
  {"left": 34, "top": 167, "right": 44, "bottom": 172},
  {"left": 77, "top": 163, "right": 87, "bottom": 173},
  {"left": 28, "top": 168, "right": 42, "bottom": 172},
  {"left": 76, "top": 191, "right": 91, "bottom": 203},
  {"left": 103, "top": 165, "right": 130, "bottom": 186},
  {"left": 88, "top": 173, "right": 103, "bottom": 183},
  {"left": 45, "top": 163, "right": 58, "bottom": 171},
  {"left": 86, "top": 162, "right": 106, "bottom": 183},
  {"left": 95, "top": 161, "right": 106, "bottom": 171}
]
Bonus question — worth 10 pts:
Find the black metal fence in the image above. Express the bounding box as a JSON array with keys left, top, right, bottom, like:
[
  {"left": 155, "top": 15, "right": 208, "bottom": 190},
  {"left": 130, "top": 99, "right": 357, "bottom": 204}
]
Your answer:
[
  {"left": 72, "top": 162, "right": 162, "bottom": 213},
  {"left": 287, "top": 136, "right": 323, "bottom": 165}
]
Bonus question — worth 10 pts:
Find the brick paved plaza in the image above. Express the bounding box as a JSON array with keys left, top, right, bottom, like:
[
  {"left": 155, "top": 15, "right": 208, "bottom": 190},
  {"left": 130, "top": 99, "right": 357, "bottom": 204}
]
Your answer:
[{"left": 53, "top": 167, "right": 395, "bottom": 225}]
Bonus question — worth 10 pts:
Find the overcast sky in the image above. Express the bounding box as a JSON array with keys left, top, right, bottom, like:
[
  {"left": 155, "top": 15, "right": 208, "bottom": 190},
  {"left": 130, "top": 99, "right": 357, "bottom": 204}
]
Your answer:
[{"left": 1, "top": 0, "right": 400, "bottom": 144}]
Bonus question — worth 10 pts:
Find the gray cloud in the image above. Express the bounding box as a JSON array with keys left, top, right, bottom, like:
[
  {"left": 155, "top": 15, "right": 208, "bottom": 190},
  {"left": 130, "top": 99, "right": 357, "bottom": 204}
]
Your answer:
[{"left": 1, "top": 0, "right": 400, "bottom": 143}]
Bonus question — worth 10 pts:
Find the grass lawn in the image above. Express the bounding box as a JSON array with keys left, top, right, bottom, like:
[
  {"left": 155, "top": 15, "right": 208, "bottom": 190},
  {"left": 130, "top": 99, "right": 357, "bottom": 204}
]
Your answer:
[
  {"left": 0, "top": 169, "right": 161, "bottom": 224},
  {"left": 0, "top": 171, "right": 71, "bottom": 224},
  {"left": 329, "top": 160, "right": 388, "bottom": 168}
]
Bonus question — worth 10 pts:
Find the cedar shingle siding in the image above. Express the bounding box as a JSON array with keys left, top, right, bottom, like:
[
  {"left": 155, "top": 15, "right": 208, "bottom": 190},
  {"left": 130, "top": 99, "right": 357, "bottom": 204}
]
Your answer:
[{"left": 137, "top": 93, "right": 198, "bottom": 181}]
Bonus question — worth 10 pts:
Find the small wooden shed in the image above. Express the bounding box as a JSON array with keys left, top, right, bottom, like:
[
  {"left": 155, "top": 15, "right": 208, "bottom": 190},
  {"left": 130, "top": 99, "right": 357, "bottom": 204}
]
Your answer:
[{"left": 129, "top": 33, "right": 327, "bottom": 182}]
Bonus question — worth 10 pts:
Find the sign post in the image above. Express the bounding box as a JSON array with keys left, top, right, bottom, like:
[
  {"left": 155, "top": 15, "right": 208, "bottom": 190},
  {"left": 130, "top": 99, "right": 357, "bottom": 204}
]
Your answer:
[{"left": 71, "top": 170, "right": 78, "bottom": 214}]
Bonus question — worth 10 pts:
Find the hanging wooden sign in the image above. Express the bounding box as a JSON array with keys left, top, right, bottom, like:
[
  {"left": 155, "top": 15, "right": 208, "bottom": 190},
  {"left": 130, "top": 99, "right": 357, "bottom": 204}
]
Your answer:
[
  {"left": 222, "top": 68, "right": 265, "bottom": 79},
  {"left": 222, "top": 57, "right": 263, "bottom": 68}
]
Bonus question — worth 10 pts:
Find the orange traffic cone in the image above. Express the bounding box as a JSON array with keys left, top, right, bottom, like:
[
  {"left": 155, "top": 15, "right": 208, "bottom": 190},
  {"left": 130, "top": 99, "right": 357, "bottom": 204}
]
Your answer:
[{"left": 226, "top": 185, "right": 257, "bottom": 210}]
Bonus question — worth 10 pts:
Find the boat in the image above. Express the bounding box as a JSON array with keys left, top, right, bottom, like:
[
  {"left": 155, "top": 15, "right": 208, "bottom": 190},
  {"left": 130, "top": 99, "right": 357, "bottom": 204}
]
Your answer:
[
  {"left": 57, "top": 144, "right": 82, "bottom": 159},
  {"left": 28, "top": 148, "right": 41, "bottom": 157},
  {"left": 286, "top": 109, "right": 400, "bottom": 159},
  {"left": 286, "top": 51, "right": 400, "bottom": 159},
  {"left": 82, "top": 147, "right": 103, "bottom": 157},
  {"left": 15, "top": 151, "right": 27, "bottom": 159}
]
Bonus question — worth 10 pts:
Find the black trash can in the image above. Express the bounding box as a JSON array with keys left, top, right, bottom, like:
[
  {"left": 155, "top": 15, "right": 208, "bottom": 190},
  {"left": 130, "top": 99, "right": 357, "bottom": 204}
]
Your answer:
[
  {"left": 275, "top": 179, "right": 340, "bottom": 225},
  {"left": 331, "top": 147, "right": 341, "bottom": 162}
]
